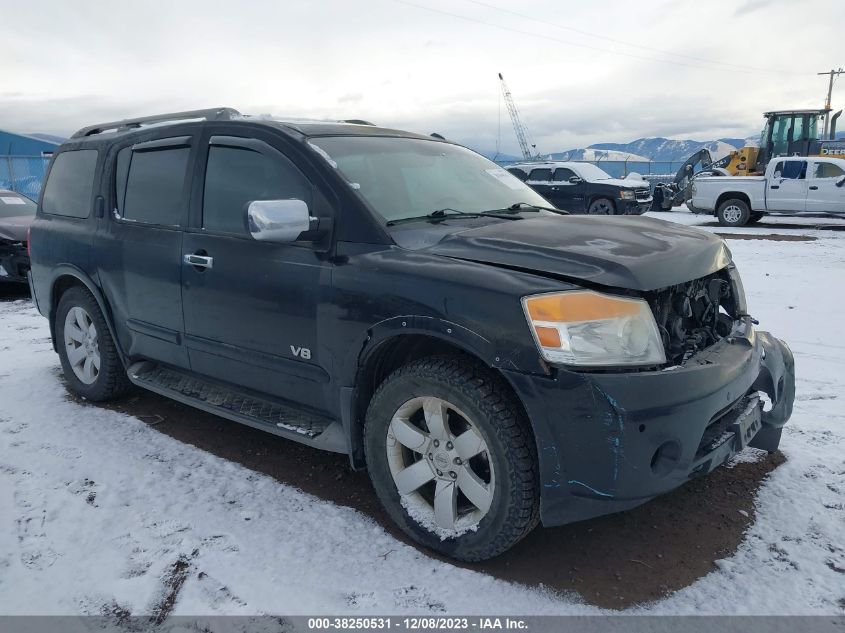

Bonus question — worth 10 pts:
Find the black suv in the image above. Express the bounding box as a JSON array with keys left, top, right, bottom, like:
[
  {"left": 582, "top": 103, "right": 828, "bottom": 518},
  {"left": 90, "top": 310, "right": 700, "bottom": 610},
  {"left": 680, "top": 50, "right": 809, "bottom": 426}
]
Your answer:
[
  {"left": 506, "top": 161, "right": 652, "bottom": 215},
  {"left": 29, "top": 108, "right": 795, "bottom": 561}
]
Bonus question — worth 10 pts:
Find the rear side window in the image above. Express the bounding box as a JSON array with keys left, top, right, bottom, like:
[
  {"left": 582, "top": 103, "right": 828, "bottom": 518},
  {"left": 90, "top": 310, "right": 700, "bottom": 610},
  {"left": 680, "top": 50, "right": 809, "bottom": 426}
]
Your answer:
[
  {"left": 42, "top": 150, "right": 98, "bottom": 218},
  {"left": 553, "top": 167, "right": 576, "bottom": 182},
  {"left": 775, "top": 160, "right": 806, "bottom": 180},
  {"left": 122, "top": 141, "right": 191, "bottom": 226},
  {"left": 202, "top": 145, "right": 310, "bottom": 235},
  {"left": 813, "top": 162, "right": 845, "bottom": 179},
  {"left": 528, "top": 168, "right": 552, "bottom": 181}
]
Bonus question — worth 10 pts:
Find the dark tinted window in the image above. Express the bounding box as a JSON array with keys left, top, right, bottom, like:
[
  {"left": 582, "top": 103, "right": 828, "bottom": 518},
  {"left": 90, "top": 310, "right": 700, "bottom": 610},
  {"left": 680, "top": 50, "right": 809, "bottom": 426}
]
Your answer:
[
  {"left": 528, "top": 168, "right": 552, "bottom": 181},
  {"left": 780, "top": 160, "right": 807, "bottom": 180},
  {"left": 553, "top": 167, "right": 576, "bottom": 182},
  {"left": 42, "top": 150, "right": 98, "bottom": 218},
  {"left": 506, "top": 168, "right": 528, "bottom": 181},
  {"left": 203, "top": 145, "right": 310, "bottom": 234},
  {"left": 123, "top": 145, "right": 190, "bottom": 226}
]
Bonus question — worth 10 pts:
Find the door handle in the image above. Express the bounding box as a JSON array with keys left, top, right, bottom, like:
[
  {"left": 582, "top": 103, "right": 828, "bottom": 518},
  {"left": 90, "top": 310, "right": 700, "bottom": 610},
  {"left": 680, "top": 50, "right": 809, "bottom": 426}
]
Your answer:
[
  {"left": 184, "top": 253, "right": 213, "bottom": 269},
  {"left": 809, "top": 185, "right": 819, "bottom": 190},
  {"left": 770, "top": 185, "right": 780, "bottom": 189}
]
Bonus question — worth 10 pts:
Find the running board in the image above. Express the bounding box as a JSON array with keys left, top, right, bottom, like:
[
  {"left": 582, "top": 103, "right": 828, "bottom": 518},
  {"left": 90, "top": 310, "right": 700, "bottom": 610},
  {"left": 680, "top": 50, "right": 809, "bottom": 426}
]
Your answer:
[{"left": 126, "top": 361, "right": 347, "bottom": 453}]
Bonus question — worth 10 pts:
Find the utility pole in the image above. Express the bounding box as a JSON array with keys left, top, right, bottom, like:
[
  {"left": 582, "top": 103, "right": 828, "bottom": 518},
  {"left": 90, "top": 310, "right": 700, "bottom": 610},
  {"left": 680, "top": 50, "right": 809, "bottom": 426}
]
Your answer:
[{"left": 818, "top": 68, "right": 844, "bottom": 139}]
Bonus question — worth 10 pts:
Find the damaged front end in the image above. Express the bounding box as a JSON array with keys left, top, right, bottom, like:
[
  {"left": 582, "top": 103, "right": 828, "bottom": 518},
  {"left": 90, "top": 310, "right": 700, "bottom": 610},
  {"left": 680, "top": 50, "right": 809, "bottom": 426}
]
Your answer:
[
  {"left": 0, "top": 239, "right": 30, "bottom": 284},
  {"left": 504, "top": 262, "right": 795, "bottom": 526},
  {"left": 644, "top": 264, "right": 745, "bottom": 365}
]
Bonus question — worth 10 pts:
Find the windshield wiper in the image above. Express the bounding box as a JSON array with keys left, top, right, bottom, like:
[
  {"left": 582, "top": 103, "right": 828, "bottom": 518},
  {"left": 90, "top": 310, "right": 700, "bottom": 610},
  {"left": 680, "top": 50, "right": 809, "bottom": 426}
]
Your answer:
[
  {"left": 506, "top": 202, "right": 570, "bottom": 214},
  {"left": 386, "top": 208, "right": 482, "bottom": 226}
]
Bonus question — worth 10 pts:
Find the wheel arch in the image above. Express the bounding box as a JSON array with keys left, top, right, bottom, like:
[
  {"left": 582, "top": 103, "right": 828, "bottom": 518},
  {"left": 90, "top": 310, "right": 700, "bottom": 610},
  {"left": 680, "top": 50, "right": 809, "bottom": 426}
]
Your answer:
[
  {"left": 716, "top": 191, "right": 751, "bottom": 212},
  {"left": 346, "top": 321, "right": 533, "bottom": 469},
  {"left": 587, "top": 195, "right": 617, "bottom": 213},
  {"left": 47, "top": 266, "right": 125, "bottom": 365}
]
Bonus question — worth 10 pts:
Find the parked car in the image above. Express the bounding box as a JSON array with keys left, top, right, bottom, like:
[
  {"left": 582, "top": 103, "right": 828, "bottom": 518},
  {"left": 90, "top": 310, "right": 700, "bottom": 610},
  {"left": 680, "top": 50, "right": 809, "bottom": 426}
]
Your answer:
[
  {"left": 0, "top": 189, "right": 36, "bottom": 284},
  {"left": 690, "top": 156, "right": 845, "bottom": 226},
  {"left": 506, "top": 161, "right": 652, "bottom": 214},
  {"left": 29, "top": 108, "right": 794, "bottom": 561}
]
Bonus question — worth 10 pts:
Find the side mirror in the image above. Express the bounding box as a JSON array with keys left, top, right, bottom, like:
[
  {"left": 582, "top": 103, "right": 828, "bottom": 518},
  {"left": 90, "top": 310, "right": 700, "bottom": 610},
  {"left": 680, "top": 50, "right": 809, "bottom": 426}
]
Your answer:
[
  {"left": 837, "top": 175, "right": 845, "bottom": 188},
  {"left": 569, "top": 176, "right": 583, "bottom": 184},
  {"left": 247, "top": 199, "right": 313, "bottom": 243}
]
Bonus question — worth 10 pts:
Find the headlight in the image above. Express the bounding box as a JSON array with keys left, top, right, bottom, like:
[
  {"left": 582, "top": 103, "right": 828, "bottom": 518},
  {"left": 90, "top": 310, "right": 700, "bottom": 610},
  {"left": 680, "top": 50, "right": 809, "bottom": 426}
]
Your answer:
[
  {"left": 619, "top": 190, "right": 635, "bottom": 200},
  {"left": 522, "top": 291, "right": 666, "bottom": 367},
  {"left": 727, "top": 264, "right": 747, "bottom": 315}
]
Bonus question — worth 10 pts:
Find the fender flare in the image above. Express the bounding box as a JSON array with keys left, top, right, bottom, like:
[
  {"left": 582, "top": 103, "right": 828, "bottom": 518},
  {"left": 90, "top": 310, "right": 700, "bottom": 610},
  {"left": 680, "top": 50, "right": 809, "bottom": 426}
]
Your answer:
[
  {"left": 46, "top": 265, "right": 127, "bottom": 365},
  {"left": 358, "top": 315, "right": 499, "bottom": 369},
  {"left": 341, "top": 315, "right": 522, "bottom": 469}
]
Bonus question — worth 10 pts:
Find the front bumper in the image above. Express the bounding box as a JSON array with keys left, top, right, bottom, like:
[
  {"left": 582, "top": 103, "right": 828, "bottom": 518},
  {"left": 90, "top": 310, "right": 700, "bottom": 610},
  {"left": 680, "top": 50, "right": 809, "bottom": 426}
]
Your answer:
[
  {"left": 0, "top": 242, "right": 30, "bottom": 284},
  {"left": 503, "top": 325, "right": 794, "bottom": 526},
  {"left": 621, "top": 197, "right": 652, "bottom": 215}
]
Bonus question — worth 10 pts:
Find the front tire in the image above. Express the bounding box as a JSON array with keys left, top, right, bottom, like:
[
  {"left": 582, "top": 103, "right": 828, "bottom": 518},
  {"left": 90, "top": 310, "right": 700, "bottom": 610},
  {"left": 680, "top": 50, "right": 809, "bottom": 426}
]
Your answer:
[
  {"left": 717, "top": 199, "right": 751, "bottom": 227},
  {"left": 364, "top": 357, "right": 539, "bottom": 561},
  {"left": 55, "top": 287, "right": 131, "bottom": 402},
  {"left": 588, "top": 197, "right": 615, "bottom": 215}
]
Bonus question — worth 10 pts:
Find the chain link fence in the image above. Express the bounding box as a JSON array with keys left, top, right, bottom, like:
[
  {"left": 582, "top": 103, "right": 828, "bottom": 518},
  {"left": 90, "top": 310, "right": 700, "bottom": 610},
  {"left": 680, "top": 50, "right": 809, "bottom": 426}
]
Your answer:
[{"left": 0, "top": 156, "right": 52, "bottom": 201}]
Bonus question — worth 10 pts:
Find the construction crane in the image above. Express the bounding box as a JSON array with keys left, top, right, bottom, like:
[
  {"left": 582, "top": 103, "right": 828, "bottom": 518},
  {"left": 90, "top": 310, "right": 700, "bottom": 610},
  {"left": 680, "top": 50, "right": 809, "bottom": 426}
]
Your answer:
[{"left": 498, "top": 73, "right": 538, "bottom": 160}]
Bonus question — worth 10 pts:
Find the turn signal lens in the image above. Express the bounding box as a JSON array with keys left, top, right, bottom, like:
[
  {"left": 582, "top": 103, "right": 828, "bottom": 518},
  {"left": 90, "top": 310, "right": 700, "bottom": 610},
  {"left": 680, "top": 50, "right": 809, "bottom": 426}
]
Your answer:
[{"left": 522, "top": 291, "right": 667, "bottom": 367}]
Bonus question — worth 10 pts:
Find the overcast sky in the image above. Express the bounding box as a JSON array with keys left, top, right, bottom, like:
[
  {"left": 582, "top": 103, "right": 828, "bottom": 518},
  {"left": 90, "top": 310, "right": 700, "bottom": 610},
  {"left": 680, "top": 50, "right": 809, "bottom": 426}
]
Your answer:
[{"left": 2, "top": 0, "right": 844, "bottom": 154}]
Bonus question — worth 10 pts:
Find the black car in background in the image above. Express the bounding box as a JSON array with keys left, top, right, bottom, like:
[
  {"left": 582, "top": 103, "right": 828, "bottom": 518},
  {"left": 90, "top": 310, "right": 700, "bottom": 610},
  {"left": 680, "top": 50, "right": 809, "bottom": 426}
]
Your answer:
[
  {"left": 507, "top": 161, "right": 652, "bottom": 215},
  {"left": 0, "top": 189, "right": 35, "bottom": 284}
]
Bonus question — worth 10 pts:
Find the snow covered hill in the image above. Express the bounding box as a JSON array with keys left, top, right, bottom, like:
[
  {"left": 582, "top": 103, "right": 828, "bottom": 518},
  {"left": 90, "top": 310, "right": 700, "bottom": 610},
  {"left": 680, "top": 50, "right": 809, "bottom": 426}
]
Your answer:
[
  {"left": 585, "top": 137, "right": 746, "bottom": 162},
  {"left": 545, "top": 148, "right": 650, "bottom": 162}
]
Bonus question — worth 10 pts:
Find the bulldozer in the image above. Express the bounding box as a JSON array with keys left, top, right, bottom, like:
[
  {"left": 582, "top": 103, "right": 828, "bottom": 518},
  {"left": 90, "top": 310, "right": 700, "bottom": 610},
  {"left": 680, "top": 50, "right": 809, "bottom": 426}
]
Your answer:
[{"left": 652, "top": 108, "right": 845, "bottom": 211}]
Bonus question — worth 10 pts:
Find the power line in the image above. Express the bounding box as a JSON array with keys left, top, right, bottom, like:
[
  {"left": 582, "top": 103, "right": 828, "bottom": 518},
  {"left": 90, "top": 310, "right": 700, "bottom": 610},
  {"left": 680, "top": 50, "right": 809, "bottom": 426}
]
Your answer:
[
  {"left": 393, "top": 0, "right": 809, "bottom": 77},
  {"left": 464, "top": 0, "right": 792, "bottom": 75}
]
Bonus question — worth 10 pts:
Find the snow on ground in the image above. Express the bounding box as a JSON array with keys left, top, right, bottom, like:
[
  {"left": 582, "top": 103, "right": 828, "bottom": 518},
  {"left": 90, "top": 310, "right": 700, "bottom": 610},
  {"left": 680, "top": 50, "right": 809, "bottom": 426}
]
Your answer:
[{"left": 0, "top": 208, "right": 843, "bottom": 615}]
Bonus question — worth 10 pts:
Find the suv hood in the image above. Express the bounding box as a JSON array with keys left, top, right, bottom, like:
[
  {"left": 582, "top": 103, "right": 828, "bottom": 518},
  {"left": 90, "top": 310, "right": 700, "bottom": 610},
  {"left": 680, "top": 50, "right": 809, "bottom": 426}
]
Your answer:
[
  {"left": 423, "top": 215, "right": 731, "bottom": 291},
  {"left": 589, "top": 177, "right": 648, "bottom": 188}
]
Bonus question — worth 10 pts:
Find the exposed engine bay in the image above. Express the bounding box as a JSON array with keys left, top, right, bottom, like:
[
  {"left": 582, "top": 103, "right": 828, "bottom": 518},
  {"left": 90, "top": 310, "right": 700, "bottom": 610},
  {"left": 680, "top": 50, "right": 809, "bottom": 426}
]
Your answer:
[{"left": 645, "top": 270, "right": 739, "bottom": 365}]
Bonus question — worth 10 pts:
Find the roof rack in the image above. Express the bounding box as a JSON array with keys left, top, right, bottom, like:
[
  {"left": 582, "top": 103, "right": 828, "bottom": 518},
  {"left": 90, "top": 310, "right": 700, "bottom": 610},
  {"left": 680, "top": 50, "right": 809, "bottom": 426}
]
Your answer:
[{"left": 71, "top": 107, "right": 241, "bottom": 138}]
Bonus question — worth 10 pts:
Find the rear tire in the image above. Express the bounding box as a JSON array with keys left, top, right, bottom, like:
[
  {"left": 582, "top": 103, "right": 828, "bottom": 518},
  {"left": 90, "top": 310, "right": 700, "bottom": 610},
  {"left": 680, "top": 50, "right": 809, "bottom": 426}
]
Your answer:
[
  {"left": 717, "top": 199, "right": 751, "bottom": 227},
  {"left": 588, "top": 198, "right": 615, "bottom": 215},
  {"left": 364, "top": 356, "right": 539, "bottom": 561},
  {"left": 55, "top": 287, "right": 131, "bottom": 402}
]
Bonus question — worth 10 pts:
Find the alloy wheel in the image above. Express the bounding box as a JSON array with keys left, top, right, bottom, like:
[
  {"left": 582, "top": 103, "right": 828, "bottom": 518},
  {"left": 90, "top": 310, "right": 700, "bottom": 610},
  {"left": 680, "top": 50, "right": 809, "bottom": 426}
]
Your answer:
[
  {"left": 63, "top": 306, "right": 100, "bottom": 385},
  {"left": 385, "top": 396, "right": 495, "bottom": 534},
  {"left": 722, "top": 204, "right": 743, "bottom": 223}
]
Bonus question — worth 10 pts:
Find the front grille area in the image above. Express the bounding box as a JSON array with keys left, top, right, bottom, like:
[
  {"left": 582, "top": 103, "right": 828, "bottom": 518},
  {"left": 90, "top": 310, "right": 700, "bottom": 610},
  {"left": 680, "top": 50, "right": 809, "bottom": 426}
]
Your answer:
[
  {"left": 644, "top": 270, "right": 739, "bottom": 365},
  {"left": 634, "top": 188, "right": 651, "bottom": 201},
  {"left": 695, "top": 395, "right": 750, "bottom": 458}
]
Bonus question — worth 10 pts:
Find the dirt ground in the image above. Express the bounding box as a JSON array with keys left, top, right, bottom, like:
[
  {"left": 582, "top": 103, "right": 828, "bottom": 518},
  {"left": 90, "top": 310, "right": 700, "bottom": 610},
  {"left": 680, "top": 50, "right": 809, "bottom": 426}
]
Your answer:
[
  {"left": 1, "top": 278, "right": 786, "bottom": 610},
  {"left": 93, "top": 387, "right": 784, "bottom": 610}
]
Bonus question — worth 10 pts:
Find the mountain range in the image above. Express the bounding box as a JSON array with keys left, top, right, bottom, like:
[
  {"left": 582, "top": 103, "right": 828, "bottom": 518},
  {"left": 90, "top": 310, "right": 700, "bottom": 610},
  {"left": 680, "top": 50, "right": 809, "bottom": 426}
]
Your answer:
[
  {"left": 481, "top": 132, "right": 845, "bottom": 163},
  {"left": 481, "top": 136, "right": 758, "bottom": 163}
]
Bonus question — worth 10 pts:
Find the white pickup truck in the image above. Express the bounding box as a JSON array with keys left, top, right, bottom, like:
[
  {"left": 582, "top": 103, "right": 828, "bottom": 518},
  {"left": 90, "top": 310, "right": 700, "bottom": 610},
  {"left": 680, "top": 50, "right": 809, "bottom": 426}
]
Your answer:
[{"left": 690, "top": 156, "right": 845, "bottom": 226}]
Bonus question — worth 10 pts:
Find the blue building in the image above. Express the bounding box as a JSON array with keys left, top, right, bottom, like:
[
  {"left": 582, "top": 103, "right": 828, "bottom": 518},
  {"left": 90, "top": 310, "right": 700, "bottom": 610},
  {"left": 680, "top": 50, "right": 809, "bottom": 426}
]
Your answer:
[{"left": 0, "top": 129, "right": 62, "bottom": 200}]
